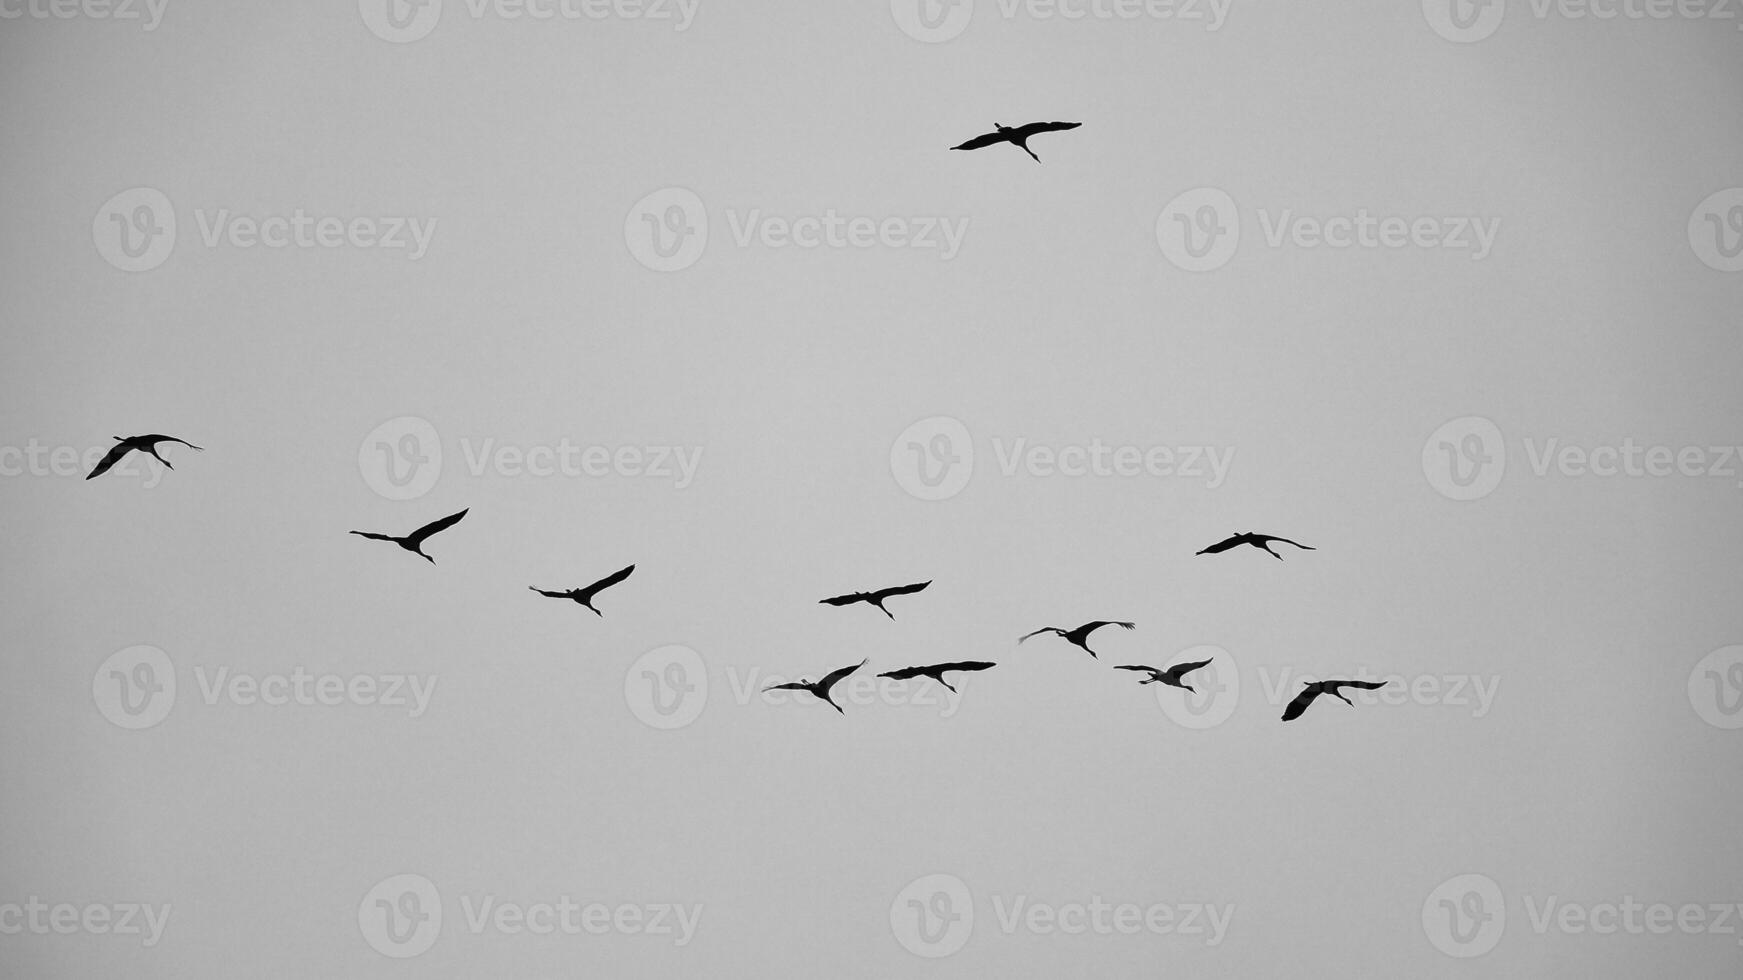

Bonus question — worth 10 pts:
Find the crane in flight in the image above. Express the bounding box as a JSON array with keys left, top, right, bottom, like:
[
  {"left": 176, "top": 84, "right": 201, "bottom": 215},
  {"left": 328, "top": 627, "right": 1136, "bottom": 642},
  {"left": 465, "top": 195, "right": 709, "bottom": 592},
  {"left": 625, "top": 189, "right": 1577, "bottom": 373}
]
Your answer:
[
  {"left": 764, "top": 659, "right": 867, "bottom": 715},
  {"left": 1196, "top": 532, "right": 1315, "bottom": 560},
  {"left": 818, "top": 581, "right": 931, "bottom": 620},
  {"left": 529, "top": 564, "right": 637, "bottom": 616},
  {"left": 86, "top": 434, "right": 203, "bottom": 480},
  {"left": 878, "top": 661, "right": 996, "bottom": 693},
  {"left": 1281, "top": 680, "right": 1388, "bottom": 721},
  {"left": 349, "top": 508, "right": 468, "bottom": 564},
  {"left": 1018, "top": 621, "right": 1134, "bottom": 659},
  {"left": 951, "top": 121, "right": 1082, "bottom": 162},
  {"left": 1114, "top": 657, "right": 1213, "bottom": 692}
]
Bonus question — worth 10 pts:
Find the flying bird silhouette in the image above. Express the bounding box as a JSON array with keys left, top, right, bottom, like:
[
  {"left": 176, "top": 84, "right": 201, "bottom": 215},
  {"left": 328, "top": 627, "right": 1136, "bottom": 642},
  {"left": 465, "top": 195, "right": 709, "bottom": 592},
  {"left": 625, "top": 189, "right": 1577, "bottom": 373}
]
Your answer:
[
  {"left": 1115, "top": 657, "right": 1214, "bottom": 692},
  {"left": 1281, "top": 680, "right": 1388, "bottom": 721},
  {"left": 878, "top": 661, "right": 996, "bottom": 693},
  {"left": 86, "top": 434, "right": 203, "bottom": 480},
  {"left": 348, "top": 508, "right": 468, "bottom": 564},
  {"left": 764, "top": 658, "right": 867, "bottom": 715},
  {"left": 951, "top": 121, "right": 1082, "bottom": 162},
  {"left": 1018, "top": 621, "right": 1134, "bottom": 658},
  {"left": 529, "top": 564, "right": 636, "bottom": 616},
  {"left": 1197, "top": 532, "right": 1315, "bottom": 560},
  {"left": 818, "top": 581, "right": 931, "bottom": 620}
]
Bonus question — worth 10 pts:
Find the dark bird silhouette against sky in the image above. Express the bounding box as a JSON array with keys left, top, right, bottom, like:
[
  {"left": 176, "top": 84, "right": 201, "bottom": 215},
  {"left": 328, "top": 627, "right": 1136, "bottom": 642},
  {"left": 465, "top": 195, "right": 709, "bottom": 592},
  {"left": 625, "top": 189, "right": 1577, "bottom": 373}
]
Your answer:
[
  {"left": 86, "top": 434, "right": 202, "bottom": 480},
  {"left": 1196, "top": 532, "right": 1315, "bottom": 560},
  {"left": 818, "top": 580, "right": 931, "bottom": 620},
  {"left": 1018, "top": 621, "right": 1134, "bottom": 658},
  {"left": 348, "top": 508, "right": 468, "bottom": 564},
  {"left": 951, "top": 121, "right": 1082, "bottom": 162},
  {"left": 1281, "top": 680, "right": 1388, "bottom": 721},
  {"left": 764, "top": 658, "right": 867, "bottom": 715},
  {"left": 529, "top": 564, "right": 636, "bottom": 616},
  {"left": 878, "top": 661, "right": 996, "bottom": 693},
  {"left": 1115, "top": 657, "right": 1213, "bottom": 692}
]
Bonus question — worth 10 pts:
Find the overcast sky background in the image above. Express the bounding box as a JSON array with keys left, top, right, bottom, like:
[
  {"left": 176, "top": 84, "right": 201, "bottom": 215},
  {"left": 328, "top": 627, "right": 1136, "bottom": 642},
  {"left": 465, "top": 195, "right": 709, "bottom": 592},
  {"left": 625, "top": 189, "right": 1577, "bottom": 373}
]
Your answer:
[{"left": 2, "top": 0, "right": 1741, "bottom": 976}]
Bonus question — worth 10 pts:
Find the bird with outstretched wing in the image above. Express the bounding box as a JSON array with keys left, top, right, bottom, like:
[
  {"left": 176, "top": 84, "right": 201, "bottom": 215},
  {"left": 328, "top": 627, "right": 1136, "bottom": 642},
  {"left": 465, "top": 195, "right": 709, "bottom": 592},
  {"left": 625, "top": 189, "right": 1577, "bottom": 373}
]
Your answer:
[
  {"left": 819, "top": 580, "right": 931, "bottom": 620},
  {"left": 1197, "top": 532, "right": 1315, "bottom": 560},
  {"left": 530, "top": 564, "right": 636, "bottom": 616},
  {"left": 349, "top": 508, "right": 469, "bottom": 564},
  {"left": 1115, "top": 657, "right": 1214, "bottom": 691},
  {"left": 1281, "top": 680, "right": 1388, "bottom": 721},
  {"left": 951, "top": 121, "right": 1082, "bottom": 162},
  {"left": 764, "top": 658, "right": 868, "bottom": 715},
  {"left": 1018, "top": 620, "right": 1135, "bottom": 658},
  {"left": 878, "top": 660, "right": 995, "bottom": 693},
  {"left": 86, "top": 434, "right": 203, "bottom": 480}
]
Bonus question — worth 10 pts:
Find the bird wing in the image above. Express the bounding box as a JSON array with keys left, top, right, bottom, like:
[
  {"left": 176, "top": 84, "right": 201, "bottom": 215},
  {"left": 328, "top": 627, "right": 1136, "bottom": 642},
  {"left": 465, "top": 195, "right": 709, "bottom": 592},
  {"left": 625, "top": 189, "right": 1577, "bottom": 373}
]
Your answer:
[
  {"left": 1331, "top": 680, "right": 1387, "bottom": 692},
  {"left": 952, "top": 131, "right": 1009, "bottom": 150},
  {"left": 581, "top": 564, "right": 636, "bottom": 597},
  {"left": 763, "top": 681, "right": 809, "bottom": 693},
  {"left": 148, "top": 436, "right": 204, "bottom": 451},
  {"left": 1281, "top": 686, "right": 1322, "bottom": 721},
  {"left": 818, "top": 658, "right": 867, "bottom": 692},
  {"left": 1166, "top": 658, "right": 1215, "bottom": 681},
  {"left": 1084, "top": 621, "right": 1136, "bottom": 634},
  {"left": 1017, "top": 627, "right": 1057, "bottom": 643},
  {"left": 1264, "top": 536, "right": 1315, "bottom": 551},
  {"left": 878, "top": 666, "right": 927, "bottom": 681},
  {"left": 528, "top": 587, "right": 568, "bottom": 598},
  {"left": 937, "top": 661, "right": 996, "bottom": 673},
  {"left": 349, "top": 530, "right": 397, "bottom": 542},
  {"left": 871, "top": 581, "right": 931, "bottom": 600},
  {"left": 1013, "top": 121, "right": 1082, "bottom": 137},
  {"left": 85, "top": 442, "right": 133, "bottom": 480},
  {"left": 818, "top": 593, "right": 866, "bottom": 606},
  {"left": 1196, "top": 535, "right": 1243, "bottom": 554},
  {"left": 1113, "top": 665, "right": 1156, "bottom": 673},
  {"left": 406, "top": 508, "right": 468, "bottom": 545}
]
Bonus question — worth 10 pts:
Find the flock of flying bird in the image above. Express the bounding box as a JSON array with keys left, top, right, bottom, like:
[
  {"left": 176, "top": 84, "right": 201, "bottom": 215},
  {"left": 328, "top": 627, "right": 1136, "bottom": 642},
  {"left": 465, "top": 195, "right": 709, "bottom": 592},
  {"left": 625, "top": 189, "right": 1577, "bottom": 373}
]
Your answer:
[
  {"left": 86, "top": 126, "right": 1388, "bottom": 725},
  {"left": 88, "top": 431, "right": 1388, "bottom": 724}
]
